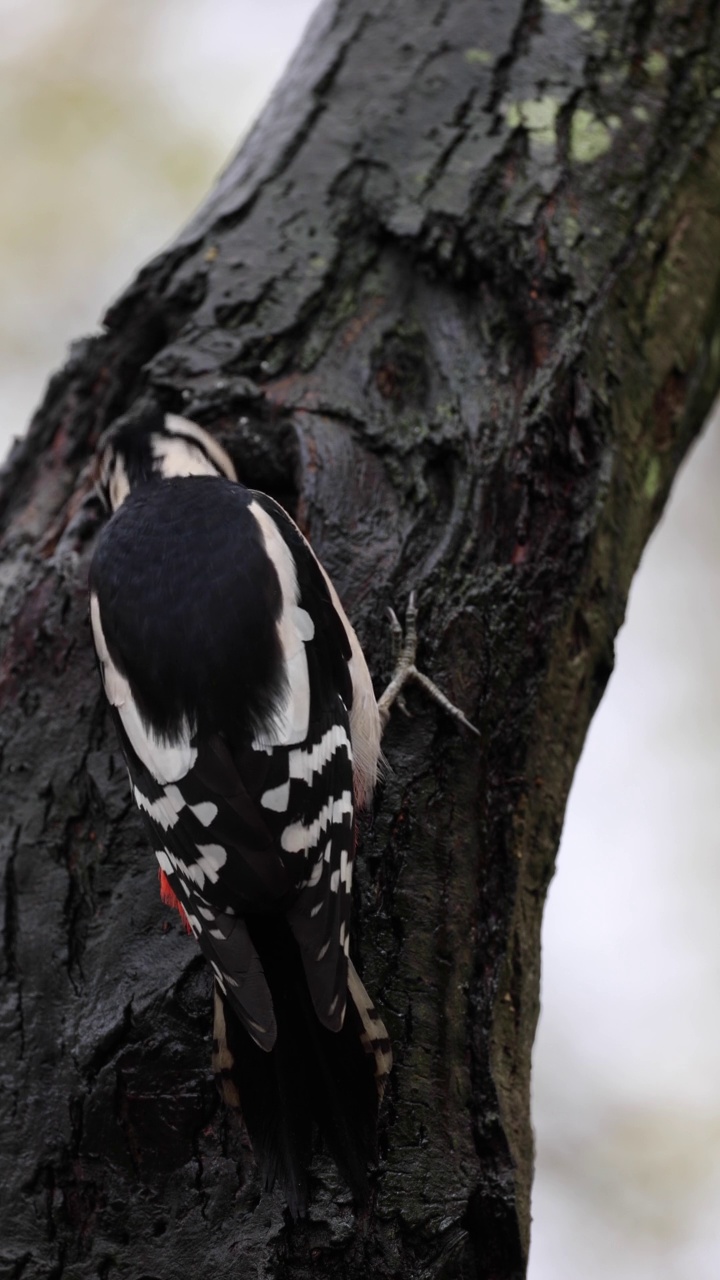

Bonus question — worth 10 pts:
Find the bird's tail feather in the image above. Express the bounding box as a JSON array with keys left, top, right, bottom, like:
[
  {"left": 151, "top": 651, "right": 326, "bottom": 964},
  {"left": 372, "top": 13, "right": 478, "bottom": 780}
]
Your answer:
[{"left": 212, "top": 918, "right": 391, "bottom": 1216}]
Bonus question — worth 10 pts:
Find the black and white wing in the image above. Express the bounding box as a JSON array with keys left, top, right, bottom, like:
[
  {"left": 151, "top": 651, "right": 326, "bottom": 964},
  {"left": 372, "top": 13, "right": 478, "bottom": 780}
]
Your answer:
[{"left": 89, "top": 476, "right": 374, "bottom": 1050}]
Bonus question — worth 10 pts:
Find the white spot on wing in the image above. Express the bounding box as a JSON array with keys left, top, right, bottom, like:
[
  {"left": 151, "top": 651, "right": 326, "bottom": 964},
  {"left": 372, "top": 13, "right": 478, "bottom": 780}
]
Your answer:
[
  {"left": 194, "top": 843, "right": 227, "bottom": 884},
  {"left": 280, "top": 792, "right": 353, "bottom": 854},
  {"left": 287, "top": 725, "right": 351, "bottom": 787},
  {"left": 339, "top": 847, "right": 352, "bottom": 892},
  {"left": 261, "top": 781, "right": 291, "bottom": 812},
  {"left": 134, "top": 783, "right": 185, "bottom": 830},
  {"left": 189, "top": 801, "right": 218, "bottom": 826}
]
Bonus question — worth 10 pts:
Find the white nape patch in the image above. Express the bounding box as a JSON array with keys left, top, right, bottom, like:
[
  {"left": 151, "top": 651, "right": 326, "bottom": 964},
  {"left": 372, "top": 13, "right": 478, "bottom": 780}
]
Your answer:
[
  {"left": 287, "top": 724, "right": 351, "bottom": 787},
  {"left": 90, "top": 595, "right": 197, "bottom": 783},
  {"left": 152, "top": 434, "right": 222, "bottom": 481},
  {"left": 261, "top": 780, "right": 291, "bottom": 812},
  {"left": 163, "top": 414, "right": 237, "bottom": 481},
  {"left": 189, "top": 801, "right": 218, "bottom": 826},
  {"left": 193, "top": 843, "right": 227, "bottom": 885},
  {"left": 248, "top": 501, "right": 313, "bottom": 749},
  {"left": 280, "top": 792, "right": 353, "bottom": 854},
  {"left": 134, "top": 783, "right": 185, "bottom": 830}
]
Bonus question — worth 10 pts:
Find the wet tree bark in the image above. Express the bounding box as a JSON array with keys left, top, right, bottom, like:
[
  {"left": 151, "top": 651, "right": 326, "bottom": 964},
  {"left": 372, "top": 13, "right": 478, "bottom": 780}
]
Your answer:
[{"left": 2, "top": 1, "right": 720, "bottom": 1276}]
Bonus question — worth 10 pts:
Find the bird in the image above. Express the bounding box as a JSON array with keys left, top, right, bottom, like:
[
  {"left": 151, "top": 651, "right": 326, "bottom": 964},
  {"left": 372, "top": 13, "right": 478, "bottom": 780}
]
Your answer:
[{"left": 88, "top": 408, "right": 393, "bottom": 1216}]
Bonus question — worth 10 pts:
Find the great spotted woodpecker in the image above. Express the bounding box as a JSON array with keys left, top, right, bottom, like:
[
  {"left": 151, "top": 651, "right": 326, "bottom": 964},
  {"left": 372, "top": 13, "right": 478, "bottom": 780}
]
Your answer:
[
  {"left": 89, "top": 410, "right": 392, "bottom": 1213},
  {"left": 89, "top": 409, "right": 476, "bottom": 1214}
]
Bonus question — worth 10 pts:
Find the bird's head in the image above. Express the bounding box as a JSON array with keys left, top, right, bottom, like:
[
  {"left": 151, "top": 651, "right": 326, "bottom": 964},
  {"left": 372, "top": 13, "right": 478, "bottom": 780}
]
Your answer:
[{"left": 98, "top": 410, "right": 237, "bottom": 512}]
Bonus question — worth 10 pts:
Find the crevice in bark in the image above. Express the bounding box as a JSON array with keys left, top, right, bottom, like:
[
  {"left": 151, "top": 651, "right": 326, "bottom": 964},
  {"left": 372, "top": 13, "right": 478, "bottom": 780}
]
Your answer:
[{"left": 2, "top": 828, "right": 20, "bottom": 984}]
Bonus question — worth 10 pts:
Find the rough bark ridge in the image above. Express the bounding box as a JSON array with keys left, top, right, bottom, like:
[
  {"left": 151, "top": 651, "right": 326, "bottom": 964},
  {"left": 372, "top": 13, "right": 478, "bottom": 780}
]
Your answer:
[{"left": 2, "top": 1, "right": 720, "bottom": 1276}]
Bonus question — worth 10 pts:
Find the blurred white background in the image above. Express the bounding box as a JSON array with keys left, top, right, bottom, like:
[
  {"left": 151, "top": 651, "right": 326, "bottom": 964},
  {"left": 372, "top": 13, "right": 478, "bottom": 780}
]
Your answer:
[{"left": 1, "top": 2, "right": 718, "bottom": 1274}]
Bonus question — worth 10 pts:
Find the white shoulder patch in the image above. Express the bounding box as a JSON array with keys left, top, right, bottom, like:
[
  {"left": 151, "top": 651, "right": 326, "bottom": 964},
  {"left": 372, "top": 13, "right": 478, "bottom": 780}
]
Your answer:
[
  {"left": 248, "top": 500, "right": 312, "bottom": 748},
  {"left": 90, "top": 592, "right": 197, "bottom": 784}
]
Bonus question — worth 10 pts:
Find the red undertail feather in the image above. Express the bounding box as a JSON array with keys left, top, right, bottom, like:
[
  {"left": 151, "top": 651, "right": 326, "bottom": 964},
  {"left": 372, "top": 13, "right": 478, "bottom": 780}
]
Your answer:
[{"left": 158, "top": 869, "right": 192, "bottom": 933}]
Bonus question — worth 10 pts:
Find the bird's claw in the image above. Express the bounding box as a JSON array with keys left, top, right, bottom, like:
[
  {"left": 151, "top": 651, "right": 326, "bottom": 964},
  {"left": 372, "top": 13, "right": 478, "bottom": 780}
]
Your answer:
[{"left": 377, "top": 593, "right": 479, "bottom": 737}]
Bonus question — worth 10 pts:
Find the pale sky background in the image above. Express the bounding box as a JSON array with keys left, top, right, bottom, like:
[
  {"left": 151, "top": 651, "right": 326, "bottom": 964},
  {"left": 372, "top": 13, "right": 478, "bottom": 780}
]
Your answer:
[{"left": 1, "top": 2, "right": 719, "bottom": 1275}]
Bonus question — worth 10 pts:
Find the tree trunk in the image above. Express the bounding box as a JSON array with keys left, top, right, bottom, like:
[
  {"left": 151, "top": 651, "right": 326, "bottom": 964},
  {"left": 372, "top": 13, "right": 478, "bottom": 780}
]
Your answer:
[{"left": 2, "top": 1, "right": 720, "bottom": 1276}]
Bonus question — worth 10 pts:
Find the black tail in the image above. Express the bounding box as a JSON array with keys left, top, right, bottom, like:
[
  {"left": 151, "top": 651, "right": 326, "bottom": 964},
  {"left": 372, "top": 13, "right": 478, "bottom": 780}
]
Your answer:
[{"left": 212, "top": 917, "right": 391, "bottom": 1217}]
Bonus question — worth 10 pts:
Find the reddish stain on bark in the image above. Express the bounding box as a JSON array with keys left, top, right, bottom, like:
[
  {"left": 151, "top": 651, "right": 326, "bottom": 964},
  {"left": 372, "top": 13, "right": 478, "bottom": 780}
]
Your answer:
[
  {"left": 263, "top": 372, "right": 319, "bottom": 410},
  {"left": 340, "top": 295, "right": 385, "bottom": 349},
  {"left": 652, "top": 368, "right": 687, "bottom": 451}
]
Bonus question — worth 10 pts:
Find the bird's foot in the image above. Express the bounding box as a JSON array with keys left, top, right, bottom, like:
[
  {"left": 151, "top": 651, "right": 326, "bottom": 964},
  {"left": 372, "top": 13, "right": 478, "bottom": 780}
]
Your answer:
[{"left": 376, "top": 592, "right": 479, "bottom": 737}]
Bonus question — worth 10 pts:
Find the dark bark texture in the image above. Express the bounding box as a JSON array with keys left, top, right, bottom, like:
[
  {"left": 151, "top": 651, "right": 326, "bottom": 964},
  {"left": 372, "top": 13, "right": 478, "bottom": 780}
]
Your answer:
[{"left": 2, "top": 1, "right": 720, "bottom": 1276}]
